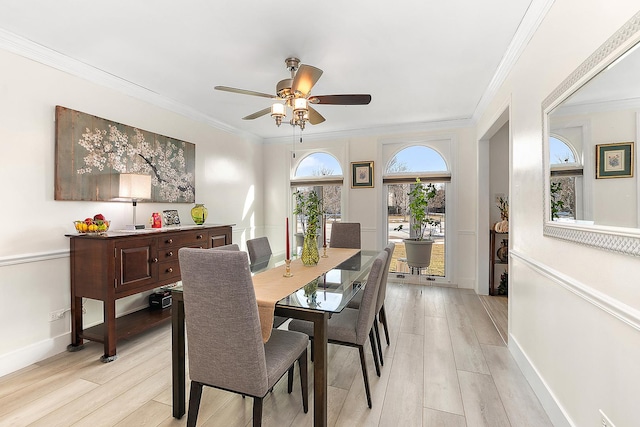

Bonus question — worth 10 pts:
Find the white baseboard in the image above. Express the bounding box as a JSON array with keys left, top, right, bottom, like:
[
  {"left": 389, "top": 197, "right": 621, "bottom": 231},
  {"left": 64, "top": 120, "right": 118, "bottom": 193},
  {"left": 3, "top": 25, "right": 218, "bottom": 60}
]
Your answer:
[
  {"left": 0, "top": 332, "right": 71, "bottom": 378},
  {"left": 509, "top": 334, "right": 574, "bottom": 427}
]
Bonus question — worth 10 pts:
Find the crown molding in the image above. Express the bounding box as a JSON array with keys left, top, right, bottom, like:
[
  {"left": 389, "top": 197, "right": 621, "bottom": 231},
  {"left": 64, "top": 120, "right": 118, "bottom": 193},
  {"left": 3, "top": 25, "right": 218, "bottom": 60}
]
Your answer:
[
  {"left": 0, "top": 28, "right": 263, "bottom": 145},
  {"left": 262, "top": 117, "right": 473, "bottom": 145},
  {"left": 472, "top": 0, "right": 555, "bottom": 122}
]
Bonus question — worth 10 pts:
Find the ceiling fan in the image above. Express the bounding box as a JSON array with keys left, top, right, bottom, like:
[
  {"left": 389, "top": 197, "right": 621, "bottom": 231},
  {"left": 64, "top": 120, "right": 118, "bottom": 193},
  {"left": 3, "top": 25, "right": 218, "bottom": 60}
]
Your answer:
[{"left": 215, "top": 57, "right": 371, "bottom": 130}]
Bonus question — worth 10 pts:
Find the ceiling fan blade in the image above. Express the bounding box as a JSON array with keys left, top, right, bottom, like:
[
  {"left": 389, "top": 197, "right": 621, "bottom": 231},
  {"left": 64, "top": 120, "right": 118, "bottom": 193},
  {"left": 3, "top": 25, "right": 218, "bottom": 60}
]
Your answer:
[
  {"left": 242, "top": 107, "right": 272, "bottom": 120},
  {"left": 291, "top": 64, "right": 323, "bottom": 96},
  {"left": 308, "top": 94, "right": 372, "bottom": 105},
  {"left": 215, "top": 86, "right": 276, "bottom": 99},
  {"left": 307, "top": 106, "right": 326, "bottom": 125}
]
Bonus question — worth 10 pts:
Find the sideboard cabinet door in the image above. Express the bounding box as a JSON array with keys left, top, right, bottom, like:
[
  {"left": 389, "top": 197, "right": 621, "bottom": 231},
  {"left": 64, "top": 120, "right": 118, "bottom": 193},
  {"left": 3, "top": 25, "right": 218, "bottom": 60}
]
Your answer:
[{"left": 115, "top": 237, "right": 158, "bottom": 297}]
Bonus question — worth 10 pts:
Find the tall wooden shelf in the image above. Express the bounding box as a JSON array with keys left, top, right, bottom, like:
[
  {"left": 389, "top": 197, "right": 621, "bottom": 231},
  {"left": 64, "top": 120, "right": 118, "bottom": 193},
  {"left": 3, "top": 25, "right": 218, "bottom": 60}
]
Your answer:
[{"left": 489, "top": 229, "right": 508, "bottom": 296}]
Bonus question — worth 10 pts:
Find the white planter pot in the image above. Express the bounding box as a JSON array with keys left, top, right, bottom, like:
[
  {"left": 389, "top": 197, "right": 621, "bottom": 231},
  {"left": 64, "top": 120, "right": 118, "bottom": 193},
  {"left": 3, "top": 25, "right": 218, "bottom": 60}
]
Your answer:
[{"left": 403, "top": 239, "right": 434, "bottom": 269}]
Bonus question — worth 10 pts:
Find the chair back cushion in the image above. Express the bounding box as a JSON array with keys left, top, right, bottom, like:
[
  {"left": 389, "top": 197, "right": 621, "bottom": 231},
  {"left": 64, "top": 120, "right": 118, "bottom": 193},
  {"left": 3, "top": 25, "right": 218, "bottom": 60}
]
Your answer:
[
  {"left": 376, "top": 243, "right": 395, "bottom": 312},
  {"left": 211, "top": 243, "right": 239, "bottom": 251},
  {"left": 329, "top": 223, "right": 361, "bottom": 249},
  {"left": 178, "top": 248, "right": 269, "bottom": 396},
  {"left": 246, "top": 237, "right": 272, "bottom": 263},
  {"left": 355, "top": 250, "right": 388, "bottom": 343}
]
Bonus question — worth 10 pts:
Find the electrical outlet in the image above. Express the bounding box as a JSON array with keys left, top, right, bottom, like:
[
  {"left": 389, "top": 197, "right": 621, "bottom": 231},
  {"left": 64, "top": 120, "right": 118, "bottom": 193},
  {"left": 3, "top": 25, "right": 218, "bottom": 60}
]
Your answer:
[
  {"left": 599, "top": 409, "right": 615, "bottom": 427},
  {"left": 48, "top": 309, "right": 66, "bottom": 322}
]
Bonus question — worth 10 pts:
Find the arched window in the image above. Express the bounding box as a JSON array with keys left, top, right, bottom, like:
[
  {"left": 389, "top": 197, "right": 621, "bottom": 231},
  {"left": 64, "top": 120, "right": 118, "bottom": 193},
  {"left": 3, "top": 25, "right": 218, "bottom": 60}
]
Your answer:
[
  {"left": 549, "top": 135, "right": 583, "bottom": 220},
  {"left": 549, "top": 136, "right": 578, "bottom": 165},
  {"left": 291, "top": 152, "right": 343, "bottom": 254},
  {"left": 294, "top": 152, "right": 343, "bottom": 177},
  {"left": 384, "top": 145, "right": 450, "bottom": 279},
  {"left": 386, "top": 145, "right": 448, "bottom": 174}
]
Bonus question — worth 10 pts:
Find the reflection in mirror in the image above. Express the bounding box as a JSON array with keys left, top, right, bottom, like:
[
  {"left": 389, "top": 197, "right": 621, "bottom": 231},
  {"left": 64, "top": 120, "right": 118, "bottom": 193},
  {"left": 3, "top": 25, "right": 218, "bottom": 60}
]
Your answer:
[
  {"left": 547, "top": 41, "right": 640, "bottom": 228},
  {"left": 543, "top": 11, "right": 640, "bottom": 256}
]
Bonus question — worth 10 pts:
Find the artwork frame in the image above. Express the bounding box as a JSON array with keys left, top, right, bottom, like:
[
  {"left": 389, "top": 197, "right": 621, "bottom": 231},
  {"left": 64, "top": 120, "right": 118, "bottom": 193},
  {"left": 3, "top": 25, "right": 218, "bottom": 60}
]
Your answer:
[
  {"left": 596, "top": 141, "right": 634, "bottom": 179},
  {"left": 162, "top": 210, "right": 181, "bottom": 227},
  {"left": 351, "top": 161, "right": 374, "bottom": 188},
  {"left": 55, "top": 106, "right": 196, "bottom": 202}
]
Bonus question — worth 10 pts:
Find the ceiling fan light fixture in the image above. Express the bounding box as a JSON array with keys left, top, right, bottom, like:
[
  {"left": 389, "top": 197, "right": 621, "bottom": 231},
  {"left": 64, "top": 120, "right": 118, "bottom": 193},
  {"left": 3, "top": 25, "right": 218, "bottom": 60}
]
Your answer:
[
  {"left": 293, "top": 97, "right": 308, "bottom": 113},
  {"left": 271, "top": 102, "right": 286, "bottom": 126}
]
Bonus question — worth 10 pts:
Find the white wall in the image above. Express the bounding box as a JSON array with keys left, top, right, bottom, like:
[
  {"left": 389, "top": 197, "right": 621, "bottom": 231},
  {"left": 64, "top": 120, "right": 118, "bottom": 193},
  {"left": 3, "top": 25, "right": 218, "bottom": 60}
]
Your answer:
[
  {"left": 0, "top": 48, "right": 263, "bottom": 375},
  {"left": 477, "top": 1, "right": 640, "bottom": 426}
]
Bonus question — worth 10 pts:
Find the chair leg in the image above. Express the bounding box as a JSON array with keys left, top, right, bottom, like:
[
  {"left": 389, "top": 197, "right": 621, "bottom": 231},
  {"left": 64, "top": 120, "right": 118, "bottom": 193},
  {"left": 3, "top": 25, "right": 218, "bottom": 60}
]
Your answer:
[
  {"left": 373, "top": 320, "right": 384, "bottom": 366},
  {"left": 358, "top": 345, "right": 373, "bottom": 408},
  {"left": 253, "top": 396, "right": 263, "bottom": 427},
  {"left": 379, "top": 305, "right": 391, "bottom": 345},
  {"left": 287, "top": 365, "right": 294, "bottom": 394},
  {"left": 310, "top": 338, "right": 314, "bottom": 362},
  {"left": 369, "top": 329, "right": 381, "bottom": 377},
  {"left": 186, "top": 381, "right": 203, "bottom": 427},
  {"left": 299, "top": 348, "right": 309, "bottom": 413}
]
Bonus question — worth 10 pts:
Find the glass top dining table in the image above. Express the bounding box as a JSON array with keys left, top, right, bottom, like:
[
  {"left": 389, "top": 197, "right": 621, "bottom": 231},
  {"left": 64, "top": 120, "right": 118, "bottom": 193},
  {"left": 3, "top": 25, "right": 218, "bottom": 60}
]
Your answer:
[{"left": 170, "top": 248, "right": 379, "bottom": 427}]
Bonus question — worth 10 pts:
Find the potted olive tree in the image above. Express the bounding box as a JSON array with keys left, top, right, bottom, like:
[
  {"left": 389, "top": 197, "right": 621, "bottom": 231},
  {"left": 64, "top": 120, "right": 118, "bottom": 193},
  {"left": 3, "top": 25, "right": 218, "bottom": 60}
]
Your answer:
[{"left": 396, "top": 178, "right": 437, "bottom": 272}]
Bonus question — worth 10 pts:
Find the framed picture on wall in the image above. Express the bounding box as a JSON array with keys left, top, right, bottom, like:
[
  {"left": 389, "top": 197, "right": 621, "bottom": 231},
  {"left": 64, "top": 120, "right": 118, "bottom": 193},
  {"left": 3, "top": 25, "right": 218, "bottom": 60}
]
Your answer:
[
  {"left": 351, "top": 161, "right": 374, "bottom": 188},
  {"left": 596, "top": 141, "right": 634, "bottom": 179}
]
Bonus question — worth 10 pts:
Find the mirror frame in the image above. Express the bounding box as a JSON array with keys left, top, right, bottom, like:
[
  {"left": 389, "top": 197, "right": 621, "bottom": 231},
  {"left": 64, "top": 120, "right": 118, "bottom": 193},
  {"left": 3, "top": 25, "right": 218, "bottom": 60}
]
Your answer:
[{"left": 542, "top": 11, "right": 640, "bottom": 257}]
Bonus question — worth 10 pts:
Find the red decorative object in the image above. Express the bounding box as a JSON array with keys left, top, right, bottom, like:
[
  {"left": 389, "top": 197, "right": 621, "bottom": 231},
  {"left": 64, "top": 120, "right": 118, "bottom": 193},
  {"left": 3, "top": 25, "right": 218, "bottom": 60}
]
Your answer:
[{"left": 286, "top": 217, "right": 290, "bottom": 260}]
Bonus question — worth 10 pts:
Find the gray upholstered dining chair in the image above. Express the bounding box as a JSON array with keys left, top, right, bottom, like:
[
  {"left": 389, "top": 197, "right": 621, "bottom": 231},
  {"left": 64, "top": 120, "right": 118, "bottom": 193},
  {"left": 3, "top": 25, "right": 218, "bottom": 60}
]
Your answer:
[
  {"left": 348, "top": 242, "right": 395, "bottom": 366},
  {"left": 246, "top": 236, "right": 272, "bottom": 264},
  {"left": 212, "top": 243, "right": 240, "bottom": 251},
  {"left": 288, "top": 250, "right": 387, "bottom": 408},
  {"left": 329, "top": 222, "right": 361, "bottom": 248},
  {"left": 178, "top": 248, "right": 309, "bottom": 427}
]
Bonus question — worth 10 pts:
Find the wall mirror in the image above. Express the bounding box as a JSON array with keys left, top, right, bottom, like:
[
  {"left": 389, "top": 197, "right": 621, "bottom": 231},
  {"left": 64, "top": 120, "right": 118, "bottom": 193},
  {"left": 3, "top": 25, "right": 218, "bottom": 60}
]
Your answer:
[{"left": 543, "top": 11, "right": 640, "bottom": 256}]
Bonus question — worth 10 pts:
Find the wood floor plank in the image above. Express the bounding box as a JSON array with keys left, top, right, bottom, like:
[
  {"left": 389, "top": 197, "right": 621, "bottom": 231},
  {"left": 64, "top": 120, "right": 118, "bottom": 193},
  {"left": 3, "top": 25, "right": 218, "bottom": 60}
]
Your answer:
[
  {"left": 423, "top": 408, "right": 467, "bottom": 426},
  {"left": 378, "top": 332, "right": 424, "bottom": 427},
  {"left": 482, "top": 344, "right": 553, "bottom": 426},
  {"left": 399, "top": 287, "right": 426, "bottom": 336},
  {"left": 70, "top": 368, "right": 172, "bottom": 426},
  {"left": 480, "top": 295, "right": 508, "bottom": 344},
  {"left": 31, "top": 351, "right": 172, "bottom": 427},
  {"left": 445, "top": 301, "right": 490, "bottom": 375},
  {"left": 424, "top": 316, "right": 464, "bottom": 416},
  {"left": 423, "top": 286, "right": 446, "bottom": 318},
  {"left": 114, "top": 400, "right": 171, "bottom": 427},
  {"left": 458, "top": 370, "right": 511, "bottom": 427},
  {"left": 0, "top": 379, "right": 98, "bottom": 426},
  {"left": 461, "top": 294, "right": 505, "bottom": 347}
]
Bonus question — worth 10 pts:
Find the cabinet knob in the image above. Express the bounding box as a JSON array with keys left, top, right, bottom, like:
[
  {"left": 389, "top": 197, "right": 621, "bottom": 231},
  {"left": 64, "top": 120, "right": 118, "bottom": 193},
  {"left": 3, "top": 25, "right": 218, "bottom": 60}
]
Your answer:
[
  {"left": 196, "top": 234, "right": 203, "bottom": 239},
  {"left": 166, "top": 267, "right": 173, "bottom": 273},
  {"left": 152, "top": 258, "right": 158, "bottom": 263},
  {"left": 166, "top": 238, "right": 173, "bottom": 244},
  {"left": 167, "top": 251, "right": 173, "bottom": 257}
]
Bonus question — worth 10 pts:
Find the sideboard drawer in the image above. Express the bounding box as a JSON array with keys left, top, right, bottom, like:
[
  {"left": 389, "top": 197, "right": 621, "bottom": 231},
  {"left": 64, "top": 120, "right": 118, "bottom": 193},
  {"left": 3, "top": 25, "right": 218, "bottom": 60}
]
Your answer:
[
  {"left": 159, "top": 259, "right": 181, "bottom": 281},
  {"left": 158, "top": 230, "right": 207, "bottom": 248}
]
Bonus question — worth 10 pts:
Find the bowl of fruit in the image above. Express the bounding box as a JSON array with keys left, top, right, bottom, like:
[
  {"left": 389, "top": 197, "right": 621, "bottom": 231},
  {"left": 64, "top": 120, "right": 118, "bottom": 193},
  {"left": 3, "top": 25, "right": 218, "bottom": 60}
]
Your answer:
[{"left": 74, "top": 214, "right": 110, "bottom": 234}]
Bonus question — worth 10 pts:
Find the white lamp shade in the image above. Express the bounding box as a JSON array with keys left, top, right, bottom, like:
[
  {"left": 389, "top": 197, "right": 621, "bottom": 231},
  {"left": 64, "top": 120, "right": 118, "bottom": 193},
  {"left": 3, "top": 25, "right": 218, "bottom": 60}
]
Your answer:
[
  {"left": 118, "top": 173, "right": 151, "bottom": 200},
  {"left": 293, "top": 97, "right": 308, "bottom": 113},
  {"left": 271, "top": 103, "right": 286, "bottom": 117}
]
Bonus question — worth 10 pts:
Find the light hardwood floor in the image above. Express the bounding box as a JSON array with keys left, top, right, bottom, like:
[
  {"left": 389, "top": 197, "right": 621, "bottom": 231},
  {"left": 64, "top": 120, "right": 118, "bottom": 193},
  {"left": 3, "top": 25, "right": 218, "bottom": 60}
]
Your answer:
[{"left": 0, "top": 283, "right": 551, "bottom": 426}]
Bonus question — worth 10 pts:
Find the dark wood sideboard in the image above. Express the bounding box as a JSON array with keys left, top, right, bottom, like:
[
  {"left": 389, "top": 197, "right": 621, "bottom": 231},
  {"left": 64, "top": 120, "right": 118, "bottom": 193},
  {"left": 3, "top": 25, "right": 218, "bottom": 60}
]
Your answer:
[{"left": 67, "top": 224, "right": 233, "bottom": 362}]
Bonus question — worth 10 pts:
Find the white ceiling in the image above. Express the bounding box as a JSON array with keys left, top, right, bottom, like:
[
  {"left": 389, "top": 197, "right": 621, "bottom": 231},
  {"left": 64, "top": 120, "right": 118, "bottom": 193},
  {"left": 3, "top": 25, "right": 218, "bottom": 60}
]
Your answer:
[{"left": 0, "top": 1, "right": 546, "bottom": 141}]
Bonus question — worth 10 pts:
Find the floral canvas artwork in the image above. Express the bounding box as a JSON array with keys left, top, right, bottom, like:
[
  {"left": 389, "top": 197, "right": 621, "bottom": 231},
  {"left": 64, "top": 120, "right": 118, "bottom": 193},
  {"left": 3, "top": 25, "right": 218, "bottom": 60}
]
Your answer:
[{"left": 55, "top": 106, "right": 195, "bottom": 202}]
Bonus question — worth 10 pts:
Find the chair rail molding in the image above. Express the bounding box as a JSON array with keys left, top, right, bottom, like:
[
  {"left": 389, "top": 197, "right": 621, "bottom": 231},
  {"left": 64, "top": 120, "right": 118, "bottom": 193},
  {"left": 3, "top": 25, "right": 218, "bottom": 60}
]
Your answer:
[
  {"left": 510, "top": 249, "right": 640, "bottom": 332},
  {"left": 0, "top": 249, "right": 69, "bottom": 267}
]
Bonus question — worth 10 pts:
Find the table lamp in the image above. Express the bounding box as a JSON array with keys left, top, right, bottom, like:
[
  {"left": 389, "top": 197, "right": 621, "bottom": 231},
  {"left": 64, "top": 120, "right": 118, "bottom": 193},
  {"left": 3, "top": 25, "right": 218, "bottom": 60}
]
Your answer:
[{"left": 118, "top": 173, "right": 152, "bottom": 230}]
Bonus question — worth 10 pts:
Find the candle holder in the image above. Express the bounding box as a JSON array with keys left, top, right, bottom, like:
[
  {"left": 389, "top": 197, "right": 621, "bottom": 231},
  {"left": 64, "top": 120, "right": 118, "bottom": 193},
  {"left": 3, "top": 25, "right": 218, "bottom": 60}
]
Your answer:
[
  {"left": 283, "top": 259, "right": 293, "bottom": 277},
  {"left": 321, "top": 244, "right": 328, "bottom": 258}
]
